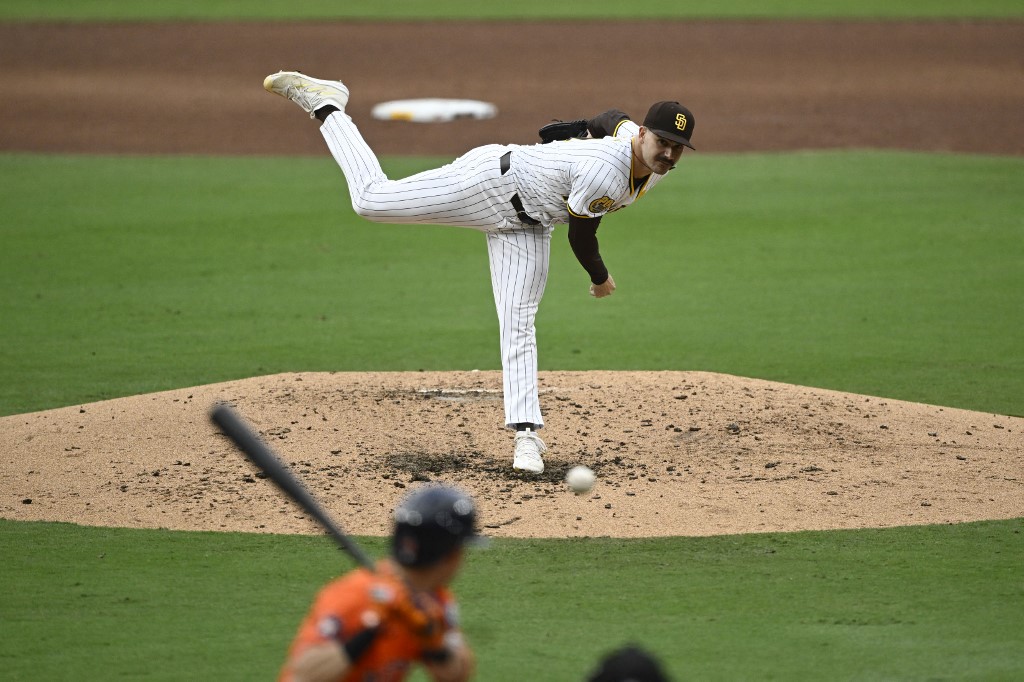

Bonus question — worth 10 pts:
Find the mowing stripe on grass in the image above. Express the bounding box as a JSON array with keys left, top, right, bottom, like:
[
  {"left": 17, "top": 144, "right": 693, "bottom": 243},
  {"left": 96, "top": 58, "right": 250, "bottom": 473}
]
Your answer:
[
  {"left": 2, "top": 151, "right": 1020, "bottom": 417},
  {"left": 1, "top": 0, "right": 1022, "bottom": 21},
  {"left": 2, "top": 518, "right": 1021, "bottom": 680}
]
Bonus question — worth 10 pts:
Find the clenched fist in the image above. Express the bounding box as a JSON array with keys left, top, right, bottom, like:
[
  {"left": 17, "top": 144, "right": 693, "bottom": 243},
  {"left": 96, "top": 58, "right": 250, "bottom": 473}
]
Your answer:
[{"left": 589, "top": 274, "right": 617, "bottom": 298}]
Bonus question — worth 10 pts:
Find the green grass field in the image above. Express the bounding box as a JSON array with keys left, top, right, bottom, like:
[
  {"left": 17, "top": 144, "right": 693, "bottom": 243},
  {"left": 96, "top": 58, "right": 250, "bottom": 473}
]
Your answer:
[
  {"left": 2, "top": 152, "right": 1021, "bottom": 418},
  {"left": 1, "top": 0, "right": 1021, "bottom": 21},
  {"left": 3, "top": 519, "right": 1021, "bottom": 681}
]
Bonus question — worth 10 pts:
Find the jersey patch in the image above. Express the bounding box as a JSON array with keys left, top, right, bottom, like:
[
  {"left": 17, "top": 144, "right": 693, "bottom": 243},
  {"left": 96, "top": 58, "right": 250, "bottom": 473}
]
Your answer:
[
  {"left": 317, "top": 615, "right": 342, "bottom": 639},
  {"left": 370, "top": 582, "right": 397, "bottom": 605},
  {"left": 588, "top": 196, "right": 615, "bottom": 214}
]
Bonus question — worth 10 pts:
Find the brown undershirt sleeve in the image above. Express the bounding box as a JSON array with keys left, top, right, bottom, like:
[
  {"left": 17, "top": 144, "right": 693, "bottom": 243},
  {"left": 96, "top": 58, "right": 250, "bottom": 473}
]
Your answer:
[
  {"left": 586, "top": 109, "right": 631, "bottom": 139},
  {"left": 567, "top": 214, "right": 608, "bottom": 284}
]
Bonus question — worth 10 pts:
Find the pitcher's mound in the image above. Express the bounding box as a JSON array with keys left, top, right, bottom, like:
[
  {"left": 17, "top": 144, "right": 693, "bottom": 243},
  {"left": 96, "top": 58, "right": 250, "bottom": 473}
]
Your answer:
[{"left": 1, "top": 371, "right": 1020, "bottom": 538}]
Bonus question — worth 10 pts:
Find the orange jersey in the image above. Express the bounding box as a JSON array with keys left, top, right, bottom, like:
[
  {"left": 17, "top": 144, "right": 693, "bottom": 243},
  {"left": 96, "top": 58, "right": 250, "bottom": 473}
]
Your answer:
[{"left": 280, "top": 563, "right": 460, "bottom": 682}]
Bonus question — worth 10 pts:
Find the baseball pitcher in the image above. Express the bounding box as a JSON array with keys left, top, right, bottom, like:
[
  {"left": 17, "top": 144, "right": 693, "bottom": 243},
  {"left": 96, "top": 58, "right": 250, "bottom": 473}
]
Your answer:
[{"left": 264, "top": 71, "right": 695, "bottom": 475}]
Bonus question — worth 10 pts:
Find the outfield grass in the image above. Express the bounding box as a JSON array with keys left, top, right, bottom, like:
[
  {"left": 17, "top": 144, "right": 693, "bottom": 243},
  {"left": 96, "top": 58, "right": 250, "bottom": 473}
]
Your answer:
[
  {"left": 2, "top": 519, "right": 1021, "bottom": 680},
  {"left": 1, "top": 0, "right": 1021, "bottom": 21},
  {"left": 1, "top": 152, "right": 1021, "bottom": 417}
]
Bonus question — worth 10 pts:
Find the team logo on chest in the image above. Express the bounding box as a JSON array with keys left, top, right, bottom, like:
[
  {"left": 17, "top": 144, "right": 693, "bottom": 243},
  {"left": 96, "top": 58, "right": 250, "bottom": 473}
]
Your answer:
[{"left": 588, "top": 196, "right": 615, "bottom": 214}]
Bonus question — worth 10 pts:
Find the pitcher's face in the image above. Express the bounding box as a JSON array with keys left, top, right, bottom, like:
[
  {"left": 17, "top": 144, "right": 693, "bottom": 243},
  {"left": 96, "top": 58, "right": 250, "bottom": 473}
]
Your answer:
[{"left": 636, "top": 127, "right": 686, "bottom": 175}]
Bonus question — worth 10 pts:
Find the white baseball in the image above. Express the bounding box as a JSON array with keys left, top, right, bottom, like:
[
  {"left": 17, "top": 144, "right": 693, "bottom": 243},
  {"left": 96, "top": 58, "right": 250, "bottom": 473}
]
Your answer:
[{"left": 565, "top": 465, "right": 596, "bottom": 494}]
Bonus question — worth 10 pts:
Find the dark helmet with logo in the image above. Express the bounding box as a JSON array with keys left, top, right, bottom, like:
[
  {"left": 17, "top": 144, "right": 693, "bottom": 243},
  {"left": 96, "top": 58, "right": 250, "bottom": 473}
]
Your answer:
[{"left": 391, "top": 485, "right": 482, "bottom": 568}]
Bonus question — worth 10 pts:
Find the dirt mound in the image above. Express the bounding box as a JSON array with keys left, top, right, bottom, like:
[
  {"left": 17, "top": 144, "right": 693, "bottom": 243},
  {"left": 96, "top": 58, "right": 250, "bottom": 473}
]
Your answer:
[{"left": 2, "top": 371, "right": 1020, "bottom": 538}]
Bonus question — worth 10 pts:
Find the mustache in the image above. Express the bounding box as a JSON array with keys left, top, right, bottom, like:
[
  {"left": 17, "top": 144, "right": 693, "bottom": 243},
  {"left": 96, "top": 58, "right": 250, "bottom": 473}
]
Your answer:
[{"left": 657, "top": 157, "right": 677, "bottom": 171}]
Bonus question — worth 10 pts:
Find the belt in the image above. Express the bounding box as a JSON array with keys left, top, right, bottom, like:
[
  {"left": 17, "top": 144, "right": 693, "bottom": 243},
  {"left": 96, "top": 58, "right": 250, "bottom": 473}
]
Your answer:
[{"left": 499, "top": 151, "right": 541, "bottom": 226}]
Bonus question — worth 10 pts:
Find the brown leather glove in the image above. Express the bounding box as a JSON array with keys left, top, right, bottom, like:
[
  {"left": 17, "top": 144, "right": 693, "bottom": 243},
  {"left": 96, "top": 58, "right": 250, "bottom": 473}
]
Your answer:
[{"left": 538, "top": 119, "right": 589, "bottom": 143}]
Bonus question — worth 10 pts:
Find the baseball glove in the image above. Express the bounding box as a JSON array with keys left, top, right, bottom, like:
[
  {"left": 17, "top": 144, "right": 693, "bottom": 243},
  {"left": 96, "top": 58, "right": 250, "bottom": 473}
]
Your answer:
[{"left": 538, "top": 119, "right": 589, "bottom": 144}]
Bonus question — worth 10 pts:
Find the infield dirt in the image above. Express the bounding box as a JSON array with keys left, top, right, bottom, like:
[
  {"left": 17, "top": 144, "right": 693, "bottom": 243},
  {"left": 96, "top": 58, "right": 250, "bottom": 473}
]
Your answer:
[
  {"left": 1, "top": 20, "right": 1022, "bottom": 156},
  {"left": 3, "top": 372, "right": 1021, "bottom": 538},
  {"left": 1, "top": 20, "right": 1022, "bottom": 538}
]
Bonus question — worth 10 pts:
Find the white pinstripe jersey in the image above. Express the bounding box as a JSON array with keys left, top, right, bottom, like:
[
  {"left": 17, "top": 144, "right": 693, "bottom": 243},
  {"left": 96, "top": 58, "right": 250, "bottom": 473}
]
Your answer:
[{"left": 507, "top": 120, "right": 667, "bottom": 226}]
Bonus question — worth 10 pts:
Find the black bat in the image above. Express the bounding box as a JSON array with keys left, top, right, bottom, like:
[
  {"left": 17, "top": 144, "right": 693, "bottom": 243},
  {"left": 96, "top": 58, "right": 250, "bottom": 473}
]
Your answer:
[{"left": 209, "top": 403, "right": 375, "bottom": 570}]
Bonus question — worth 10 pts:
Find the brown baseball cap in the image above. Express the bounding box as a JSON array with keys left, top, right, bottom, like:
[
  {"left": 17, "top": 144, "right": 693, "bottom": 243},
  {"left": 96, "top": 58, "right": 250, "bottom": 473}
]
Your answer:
[{"left": 643, "top": 101, "right": 696, "bottom": 149}]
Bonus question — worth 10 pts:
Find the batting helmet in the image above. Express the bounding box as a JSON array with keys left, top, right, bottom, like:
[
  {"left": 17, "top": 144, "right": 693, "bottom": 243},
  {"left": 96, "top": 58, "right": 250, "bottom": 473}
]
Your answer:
[
  {"left": 586, "top": 645, "right": 670, "bottom": 682},
  {"left": 391, "top": 485, "right": 481, "bottom": 568}
]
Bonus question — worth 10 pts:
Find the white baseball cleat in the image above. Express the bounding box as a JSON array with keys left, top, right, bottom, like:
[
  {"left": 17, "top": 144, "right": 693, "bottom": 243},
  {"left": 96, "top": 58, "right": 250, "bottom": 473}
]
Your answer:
[
  {"left": 513, "top": 429, "right": 546, "bottom": 474},
  {"left": 263, "top": 71, "right": 349, "bottom": 118}
]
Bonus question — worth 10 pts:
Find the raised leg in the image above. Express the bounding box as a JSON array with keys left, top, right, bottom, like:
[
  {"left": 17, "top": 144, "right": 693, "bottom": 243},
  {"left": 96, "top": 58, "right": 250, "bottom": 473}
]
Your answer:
[{"left": 320, "top": 113, "right": 512, "bottom": 229}]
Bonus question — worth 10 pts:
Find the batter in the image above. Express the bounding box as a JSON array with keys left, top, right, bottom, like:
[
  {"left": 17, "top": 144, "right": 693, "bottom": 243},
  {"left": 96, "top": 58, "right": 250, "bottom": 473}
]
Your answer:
[{"left": 264, "top": 71, "right": 695, "bottom": 475}]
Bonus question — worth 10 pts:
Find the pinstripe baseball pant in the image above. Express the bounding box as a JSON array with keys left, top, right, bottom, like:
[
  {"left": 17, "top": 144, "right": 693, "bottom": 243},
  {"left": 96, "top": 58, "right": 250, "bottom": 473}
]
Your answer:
[{"left": 320, "top": 112, "right": 549, "bottom": 428}]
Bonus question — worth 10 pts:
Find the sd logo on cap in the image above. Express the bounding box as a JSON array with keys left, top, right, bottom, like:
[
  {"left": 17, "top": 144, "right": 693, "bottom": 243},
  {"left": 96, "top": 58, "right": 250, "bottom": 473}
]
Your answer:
[{"left": 643, "top": 101, "right": 696, "bottom": 149}]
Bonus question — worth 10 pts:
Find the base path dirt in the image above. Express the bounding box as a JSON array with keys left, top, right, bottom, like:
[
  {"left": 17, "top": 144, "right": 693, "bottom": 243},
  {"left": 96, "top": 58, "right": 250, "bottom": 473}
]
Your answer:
[
  {"left": 0, "top": 20, "right": 1021, "bottom": 156},
  {"left": 2, "top": 372, "right": 1021, "bottom": 538}
]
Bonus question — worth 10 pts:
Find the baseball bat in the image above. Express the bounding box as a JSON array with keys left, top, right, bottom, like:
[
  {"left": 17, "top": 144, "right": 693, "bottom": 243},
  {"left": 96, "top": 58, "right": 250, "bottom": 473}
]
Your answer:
[{"left": 209, "top": 403, "right": 375, "bottom": 570}]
